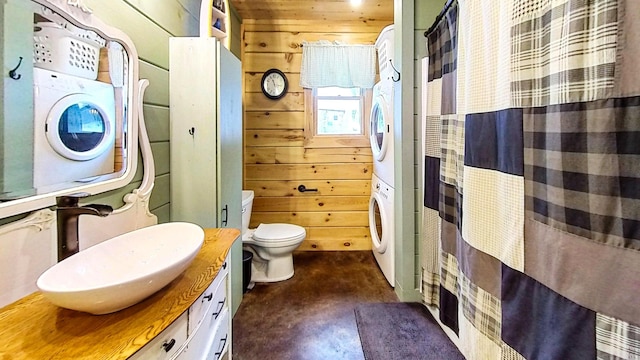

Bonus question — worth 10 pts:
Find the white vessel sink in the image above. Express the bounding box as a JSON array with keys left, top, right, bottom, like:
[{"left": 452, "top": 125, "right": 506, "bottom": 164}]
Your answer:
[{"left": 37, "top": 222, "right": 205, "bottom": 315}]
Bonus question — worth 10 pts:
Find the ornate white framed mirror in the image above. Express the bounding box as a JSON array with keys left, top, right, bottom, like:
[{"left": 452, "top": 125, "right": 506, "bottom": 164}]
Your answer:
[{"left": 0, "top": 0, "right": 139, "bottom": 218}]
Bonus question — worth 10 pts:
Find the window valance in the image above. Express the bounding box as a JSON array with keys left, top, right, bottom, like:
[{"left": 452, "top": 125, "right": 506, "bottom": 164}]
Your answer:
[{"left": 300, "top": 40, "right": 376, "bottom": 89}]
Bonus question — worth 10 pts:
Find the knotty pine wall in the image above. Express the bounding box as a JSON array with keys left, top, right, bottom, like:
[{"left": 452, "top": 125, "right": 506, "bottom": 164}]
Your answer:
[{"left": 242, "top": 19, "right": 390, "bottom": 251}]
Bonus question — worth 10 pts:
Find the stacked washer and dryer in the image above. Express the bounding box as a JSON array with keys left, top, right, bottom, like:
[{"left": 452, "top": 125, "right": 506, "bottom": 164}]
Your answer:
[
  {"left": 32, "top": 21, "right": 117, "bottom": 194},
  {"left": 369, "top": 25, "right": 395, "bottom": 287}
]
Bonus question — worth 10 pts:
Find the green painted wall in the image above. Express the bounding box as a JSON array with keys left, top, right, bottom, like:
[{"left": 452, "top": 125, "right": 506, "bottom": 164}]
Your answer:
[
  {"left": 411, "top": 0, "right": 446, "bottom": 293},
  {"left": 394, "top": 0, "right": 447, "bottom": 301}
]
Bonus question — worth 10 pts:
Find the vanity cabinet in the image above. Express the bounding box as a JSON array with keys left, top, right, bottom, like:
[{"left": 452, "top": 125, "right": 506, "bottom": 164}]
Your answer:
[
  {"left": 130, "top": 256, "right": 231, "bottom": 360},
  {"left": 0, "top": 228, "right": 238, "bottom": 360}
]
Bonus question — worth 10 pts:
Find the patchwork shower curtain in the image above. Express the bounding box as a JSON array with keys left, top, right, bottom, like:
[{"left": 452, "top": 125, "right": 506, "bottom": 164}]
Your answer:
[{"left": 421, "top": 1, "right": 640, "bottom": 359}]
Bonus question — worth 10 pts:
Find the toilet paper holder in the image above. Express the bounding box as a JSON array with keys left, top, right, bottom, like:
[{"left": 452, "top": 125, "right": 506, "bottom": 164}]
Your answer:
[{"left": 297, "top": 184, "right": 317, "bottom": 193}]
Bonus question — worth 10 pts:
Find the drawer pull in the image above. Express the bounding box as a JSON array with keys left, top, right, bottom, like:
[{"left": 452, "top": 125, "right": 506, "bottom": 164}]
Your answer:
[
  {"left": 203, "top": 293, "right": 213, "bottom": 302},
  {"left": 222, "top": 262, "right": 227, "bottom": 270},
  {"left": 212, "top": 297, "right": 226, "bottom": 319},
  {"left": 162, "top": 338, "right": 176, "bottom": 352},
  {"left": 214, "top": 335, "right": 228, "bottom": 359}
]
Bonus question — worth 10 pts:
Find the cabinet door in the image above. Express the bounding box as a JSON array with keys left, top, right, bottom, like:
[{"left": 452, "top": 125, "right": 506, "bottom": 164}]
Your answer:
[
  {"left": 217, "top": 45, "right": 243, "bottom": 316},
  {"left": 169, "top": 38, "right": 220, "bottom": 228},
  {"left": 216, "top": 45, "right": 241, "bottom": 229}
]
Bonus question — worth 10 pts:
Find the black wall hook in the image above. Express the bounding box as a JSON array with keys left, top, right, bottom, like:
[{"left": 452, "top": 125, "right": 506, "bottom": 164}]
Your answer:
[
  {"left": 9, "top": 57, "right": 23, "bottom": 80},
  {"left": 389, "top": 59, "right": 400, "bottom": 82}
]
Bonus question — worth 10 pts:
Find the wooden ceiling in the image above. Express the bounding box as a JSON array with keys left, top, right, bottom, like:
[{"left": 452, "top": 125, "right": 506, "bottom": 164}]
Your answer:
[{"left": 228, "top": 0, "right": 394, "bottom": 22}]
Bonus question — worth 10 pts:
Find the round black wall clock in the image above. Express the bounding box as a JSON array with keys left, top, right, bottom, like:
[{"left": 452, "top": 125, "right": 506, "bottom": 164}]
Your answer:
[{"left": 261, "top": 68, "right": 288, "bottom": 100}]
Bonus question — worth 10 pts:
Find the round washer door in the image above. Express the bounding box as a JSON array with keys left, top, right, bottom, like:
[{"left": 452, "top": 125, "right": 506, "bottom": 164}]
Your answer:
[
  {"left": 369, "top": 94, "right": 390, "bottom": 161},
  {"left": 369, "top": 190, "right": 389, "bottom": 254},
  {"left": 45, "top": 93, "right": 114, "bottom": 161}
]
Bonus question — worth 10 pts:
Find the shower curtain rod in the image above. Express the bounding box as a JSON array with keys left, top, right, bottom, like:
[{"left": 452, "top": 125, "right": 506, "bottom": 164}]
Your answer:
[{"left": 424, "top": 0, "right": 455, "bottom": 37}]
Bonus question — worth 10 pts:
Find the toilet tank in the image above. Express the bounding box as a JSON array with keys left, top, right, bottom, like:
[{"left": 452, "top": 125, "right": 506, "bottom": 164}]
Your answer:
[{"left": 241, "top": 190, "right": 254, "bottom": 235}]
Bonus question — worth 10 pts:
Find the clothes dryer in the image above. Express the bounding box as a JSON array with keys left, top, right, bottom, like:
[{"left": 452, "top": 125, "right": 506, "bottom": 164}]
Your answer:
[
  {"left": 375, "top": 24, "right": 395, "bottom": 83},
  {"left": 370, "top": 81, "right": 394, "bottom": 187},
  {"left": 369, "top": 173, "right": 395, "bottom": 287},
  {"left": 33, "top": 68, "right": 116, "bottom": 193}
]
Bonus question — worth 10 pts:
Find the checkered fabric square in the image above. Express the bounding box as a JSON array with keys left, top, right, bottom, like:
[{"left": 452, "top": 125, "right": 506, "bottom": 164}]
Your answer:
[
  {"left": 426, "top": 80, "right": 443, "bottom": 117},
  {"left": 422, "top": 208, "right": 441, "bottom": 273},
  {"left": 458, "top": 0, "right": 513, "bottom": 114},
  {"left": 523, "top": 97, "right": 640, "bottom": 250},
  {"left": 459, "top": 271, "right": 502, "bottom": 344},
  {"left": 425, "top": 115, "right": 442, "bottom": 158},
  {"left": 462, "top": 166, "right": 525, "bottom": 271},
  {"left": 501, "top": 343, "right": 527, "bottom": 360},
  {"left": 426, "top": 0, "right": 458, "bottom": 82},
  {"left": 511, "top": 0, "right": 619, "bottom": 107},
  {"left": 596, "top": 314, "right": 640, "bottom": 359}
]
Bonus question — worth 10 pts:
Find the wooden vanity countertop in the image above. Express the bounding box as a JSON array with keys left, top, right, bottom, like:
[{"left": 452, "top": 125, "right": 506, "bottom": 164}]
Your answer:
[{"left": 0, "top": 227, "right": 240, "bottom": 360}]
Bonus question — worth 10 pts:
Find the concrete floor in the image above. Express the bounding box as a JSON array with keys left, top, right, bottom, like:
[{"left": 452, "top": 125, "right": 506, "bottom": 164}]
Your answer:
[{"left": 232, "top": 251, "right": 399, "bottom": 360}]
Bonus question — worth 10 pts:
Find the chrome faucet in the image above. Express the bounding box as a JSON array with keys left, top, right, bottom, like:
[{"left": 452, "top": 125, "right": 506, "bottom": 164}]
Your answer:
[{"left": 56, "top": 193, "right": 113, "bottom": 261}]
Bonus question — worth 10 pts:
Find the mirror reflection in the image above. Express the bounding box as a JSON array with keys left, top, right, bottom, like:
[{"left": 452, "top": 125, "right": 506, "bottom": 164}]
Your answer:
[{"left": 1, "top": 0, "right": 132, "bottom": 206}]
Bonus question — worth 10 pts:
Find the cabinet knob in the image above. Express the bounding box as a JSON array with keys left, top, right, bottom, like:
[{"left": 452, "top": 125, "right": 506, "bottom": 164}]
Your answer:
[{"left": 162, "top": 338, "right": 176, "bottom": 352}]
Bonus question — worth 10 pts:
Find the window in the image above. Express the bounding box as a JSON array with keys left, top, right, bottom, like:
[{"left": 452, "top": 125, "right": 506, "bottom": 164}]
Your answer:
[{"left": 304, "top": 87, "right": 372, "bottom": 148}]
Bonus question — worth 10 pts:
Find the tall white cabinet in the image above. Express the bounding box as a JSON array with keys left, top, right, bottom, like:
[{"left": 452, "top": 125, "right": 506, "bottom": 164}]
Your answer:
[{"left": 169, "top": 37, "right": 243, "bottom": 318}]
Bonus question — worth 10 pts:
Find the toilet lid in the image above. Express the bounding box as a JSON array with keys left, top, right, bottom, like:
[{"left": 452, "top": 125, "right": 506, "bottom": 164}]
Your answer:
[{"left": 253, "top": 223, "right": 306, "bottom": 243}]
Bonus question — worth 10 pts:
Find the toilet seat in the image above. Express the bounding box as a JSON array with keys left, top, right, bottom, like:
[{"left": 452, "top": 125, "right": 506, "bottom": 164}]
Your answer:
[
  {"left": 254, "top": 223, "right": 305, "bottom": 242},
  {"left": 246, "top": 223, "right": 306, "bottom": 247}
]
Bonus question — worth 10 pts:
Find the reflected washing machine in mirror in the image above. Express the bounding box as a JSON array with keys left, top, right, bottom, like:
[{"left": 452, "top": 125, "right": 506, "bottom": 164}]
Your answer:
[
  {"left": 369, "top": 173, "right": 395, "bottom": 287},
  {"left": 33, "top": 68, "right": 116, "bottom": 193}
]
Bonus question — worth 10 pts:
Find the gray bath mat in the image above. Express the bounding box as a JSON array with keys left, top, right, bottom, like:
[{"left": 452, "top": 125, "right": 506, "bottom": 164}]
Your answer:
[{"left": 354, "top": 302, "right": 465, "bottom": 360}]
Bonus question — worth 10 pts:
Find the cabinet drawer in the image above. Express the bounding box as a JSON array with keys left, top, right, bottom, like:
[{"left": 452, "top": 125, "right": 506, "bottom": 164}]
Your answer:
[
  {"left": 130, "top": 312, "right": 188, "bottom": 360},
  {"left": 206, "top": 308, "right": 230, "bottom": 360},
  {"left": 189, "top": 260, "right": 228, "bottom": 334}
]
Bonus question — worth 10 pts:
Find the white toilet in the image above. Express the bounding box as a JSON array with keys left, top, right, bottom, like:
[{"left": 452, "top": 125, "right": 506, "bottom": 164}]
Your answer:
[{"left": 241, "top": 190, "right": 306, "bottom": 282}]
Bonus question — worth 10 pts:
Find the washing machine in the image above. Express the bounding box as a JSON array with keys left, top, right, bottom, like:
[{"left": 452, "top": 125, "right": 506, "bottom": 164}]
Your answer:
[
  {"left": 33, "top": 68, "right": 116, "bottom": 193},
  {"left": 370, "top": 80, "right": 394, "bottom": 187},
  {"left": 369, "top": 173, "right": 395, "bottom": 287}
]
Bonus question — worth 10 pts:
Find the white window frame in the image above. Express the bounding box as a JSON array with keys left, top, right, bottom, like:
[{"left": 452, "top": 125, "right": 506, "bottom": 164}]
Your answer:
[{"left": 304, "top": 87, "right": 372, "bottom": 148}]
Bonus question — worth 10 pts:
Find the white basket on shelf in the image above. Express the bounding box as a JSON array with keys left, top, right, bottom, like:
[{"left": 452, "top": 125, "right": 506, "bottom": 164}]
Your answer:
[{"left": 33, "top": 22, "right": 104, "bottom": 80}]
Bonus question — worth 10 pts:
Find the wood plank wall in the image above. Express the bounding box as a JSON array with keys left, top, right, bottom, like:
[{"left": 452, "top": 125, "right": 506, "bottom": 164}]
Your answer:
[{"left": 241, "top": 19, "right": 390, "bottom": 251}]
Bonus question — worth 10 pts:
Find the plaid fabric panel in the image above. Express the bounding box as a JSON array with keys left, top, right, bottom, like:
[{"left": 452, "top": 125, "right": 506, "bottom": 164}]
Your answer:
[
  {"left": 440, "top": 115, "right": 465, "bottom": 188},
  {"left": 524, "top": 97, "right": 640, "bottom": 250},
  {"left": 422, "top": 268, "right": 440, "bottom": 307},
  {"left": 596, "top": 314, "right": 640, "bottom": 360},
  {"left": 459, "top": 271, "right": 502, "bottom": 344},
  {"left": 440, "top": 250, "right": 459, "bottom": 295},
  {"left": 458, "top": 314, "right": 502, "bottom": 360},
  {"left": 426, "top": 0, "right": 458, "bottom": 82},
  {"left": 511, "top": 0, "right": 618, "bottom": 107},
  {"left": 440, "top": 182, "right": 463, "bottom": 228}
]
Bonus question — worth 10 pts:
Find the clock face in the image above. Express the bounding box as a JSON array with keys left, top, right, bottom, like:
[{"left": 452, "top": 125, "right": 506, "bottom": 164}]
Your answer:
[{"left": 261, "top": 69, "right": 288, "bottom": 99}]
